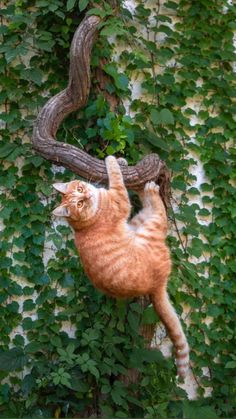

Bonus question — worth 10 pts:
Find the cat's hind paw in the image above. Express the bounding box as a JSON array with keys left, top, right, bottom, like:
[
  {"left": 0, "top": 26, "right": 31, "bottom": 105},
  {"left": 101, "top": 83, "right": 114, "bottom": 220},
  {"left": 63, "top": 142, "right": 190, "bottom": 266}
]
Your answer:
[
  {"left": 144, "top": 181, "right": 160, "bottom": 194},
  {"left": 117, "top": 157, "right": 128, "bottom": 167}
]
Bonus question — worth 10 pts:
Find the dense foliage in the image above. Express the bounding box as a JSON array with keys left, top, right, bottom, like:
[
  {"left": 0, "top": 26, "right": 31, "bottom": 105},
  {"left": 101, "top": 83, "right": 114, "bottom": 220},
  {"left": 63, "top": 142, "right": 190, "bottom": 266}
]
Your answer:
[{"left": 0, "top": 0, "right": 235, "bottom": 417}]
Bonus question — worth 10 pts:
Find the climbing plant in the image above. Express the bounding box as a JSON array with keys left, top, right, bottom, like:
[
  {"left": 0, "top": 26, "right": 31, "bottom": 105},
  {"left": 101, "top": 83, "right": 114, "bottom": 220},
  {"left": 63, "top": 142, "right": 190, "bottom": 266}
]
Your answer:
[{"left": 0, "top": 0, "right": 235, "bottom": 417}]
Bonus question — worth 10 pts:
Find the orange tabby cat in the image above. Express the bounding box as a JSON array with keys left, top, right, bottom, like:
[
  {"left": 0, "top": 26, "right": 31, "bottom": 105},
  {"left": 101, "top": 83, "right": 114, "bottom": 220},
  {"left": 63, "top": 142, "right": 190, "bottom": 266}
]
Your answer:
[{"left": 53, "top": 156, "right": 189, "bottom": 376}]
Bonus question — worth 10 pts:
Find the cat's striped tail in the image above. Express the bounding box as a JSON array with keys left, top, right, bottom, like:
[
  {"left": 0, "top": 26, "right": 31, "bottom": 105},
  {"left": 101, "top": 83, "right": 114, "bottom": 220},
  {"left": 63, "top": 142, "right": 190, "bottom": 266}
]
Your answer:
[{"left": 152, "top": 290, "right": 189, "bottom": 377}]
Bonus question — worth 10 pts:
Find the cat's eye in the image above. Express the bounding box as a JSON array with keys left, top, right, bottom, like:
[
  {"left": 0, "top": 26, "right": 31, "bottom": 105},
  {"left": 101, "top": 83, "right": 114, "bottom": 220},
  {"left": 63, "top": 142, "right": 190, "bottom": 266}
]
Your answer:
[
  {"left": 77, "top": 201, "right": 83, "bottom": 208},
  {"left": 77, "top": 186, "right": 83, "bottom": 193}
]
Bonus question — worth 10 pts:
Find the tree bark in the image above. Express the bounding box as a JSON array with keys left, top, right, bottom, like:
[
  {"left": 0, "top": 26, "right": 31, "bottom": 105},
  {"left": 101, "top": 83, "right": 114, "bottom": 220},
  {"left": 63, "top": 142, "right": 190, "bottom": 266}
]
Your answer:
[{"left": 32, "top": 15, "right": 170, "bottom": 206}]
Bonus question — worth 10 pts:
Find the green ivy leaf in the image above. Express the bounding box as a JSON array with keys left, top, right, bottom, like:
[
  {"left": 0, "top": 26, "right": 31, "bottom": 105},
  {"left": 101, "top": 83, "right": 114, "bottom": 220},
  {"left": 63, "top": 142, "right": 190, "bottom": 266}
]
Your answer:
[
  {"left": 66, "top": 0, "right": 76, "bottom": 11},
  {"left": 87, "top": 7, "right": 107, "bottom": 18},
  {"left": 21, "top": 374, "right": 36, "bottom": 395},
  {"left": 159, "top": 108, "right": 175, "bottom": 125},
  {"left": 79, "top": 0, "right": 89, "bottom": 11},
  {"left": 23, "top": 68, "right": 43, "bottom": 86},
  {"left": 104, "top": 64, "right": 129, "bottom": 91},
  {"left": 88, "top": 365, "right": 100, "bottom": 379},
  {"left": 183, "top": 403, "right": 219, "bottom": 419},
  {"left": 23, "top": 300, "right": 35, "bottom": 311},
  {"left": 225, "top": 361, "right": 236, "bottom": 369},
  {"left": 0, "top": 348, "right": 28, "bottom": 372},
  {"left": 144, "top": 131, "right": 169, "bottom": 151},
  {"left": 0, "top": 143, "right": 17, "bottom": 158},
  {"left": 142, "top": 305, "right": 159, "bottom": 325},
  {"left": 150, "top": 109, "right": 161, "bottom": 125},
  {"left": 24, "top": 342, "right": 42, "bottom": 353}
]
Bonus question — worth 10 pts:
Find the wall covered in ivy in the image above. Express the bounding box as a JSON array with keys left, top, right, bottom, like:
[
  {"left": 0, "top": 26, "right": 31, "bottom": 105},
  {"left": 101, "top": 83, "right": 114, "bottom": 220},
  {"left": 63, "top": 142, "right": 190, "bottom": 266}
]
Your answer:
[{"left": 0, "top": 0, "right": 235, "bottom": 417}]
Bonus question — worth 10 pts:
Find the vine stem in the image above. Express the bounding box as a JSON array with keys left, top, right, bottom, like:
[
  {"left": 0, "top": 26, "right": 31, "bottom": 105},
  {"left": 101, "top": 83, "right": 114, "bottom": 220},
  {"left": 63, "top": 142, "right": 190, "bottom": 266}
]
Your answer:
[
  {"left": 31, "top": 14, "right": 170, "bottom": 203},
  {"left": 169, "top": 200, "right": 186, "bottom": 252}
]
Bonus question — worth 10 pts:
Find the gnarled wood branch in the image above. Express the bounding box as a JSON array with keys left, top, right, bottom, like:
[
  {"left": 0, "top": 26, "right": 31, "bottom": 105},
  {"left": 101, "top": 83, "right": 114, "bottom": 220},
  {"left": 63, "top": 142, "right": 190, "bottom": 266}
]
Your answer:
[{"left": 32, "top": 15, "right": 170, "bottom": 206}]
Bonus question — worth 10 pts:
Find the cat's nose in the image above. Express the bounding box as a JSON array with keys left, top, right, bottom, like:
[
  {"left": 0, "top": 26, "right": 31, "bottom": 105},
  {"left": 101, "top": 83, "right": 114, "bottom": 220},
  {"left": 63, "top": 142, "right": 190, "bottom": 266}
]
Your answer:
[{"left": 84, "top": 192, "right": 91, "bottom": 199}]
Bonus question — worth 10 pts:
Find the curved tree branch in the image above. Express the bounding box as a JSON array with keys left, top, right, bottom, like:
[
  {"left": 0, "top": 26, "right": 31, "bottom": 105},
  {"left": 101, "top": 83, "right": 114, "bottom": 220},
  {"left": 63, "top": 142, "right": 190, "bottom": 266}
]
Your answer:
[{"left": 32, "top": 15, "right": 170, "bottom": 206}]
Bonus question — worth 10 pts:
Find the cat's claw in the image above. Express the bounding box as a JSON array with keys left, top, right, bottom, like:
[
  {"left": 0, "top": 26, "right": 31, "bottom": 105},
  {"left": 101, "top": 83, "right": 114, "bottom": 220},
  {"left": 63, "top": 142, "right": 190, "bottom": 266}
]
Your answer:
[{"left": 144, "top": 181, "right": 160, "bottom": 194}]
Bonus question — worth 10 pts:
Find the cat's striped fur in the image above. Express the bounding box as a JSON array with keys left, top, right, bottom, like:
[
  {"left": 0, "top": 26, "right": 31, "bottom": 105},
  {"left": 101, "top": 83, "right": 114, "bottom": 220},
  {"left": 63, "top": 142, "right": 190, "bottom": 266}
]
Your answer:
[{"left": 53, "top": 156, "right": 189, "bottom": 376}]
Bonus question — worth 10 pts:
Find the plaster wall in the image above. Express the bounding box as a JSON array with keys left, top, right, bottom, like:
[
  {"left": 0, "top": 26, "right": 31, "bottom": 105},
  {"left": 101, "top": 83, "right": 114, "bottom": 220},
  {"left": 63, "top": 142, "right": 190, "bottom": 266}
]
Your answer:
[{"left": 1, "top": 0, "right": 234, "bottom": 403}]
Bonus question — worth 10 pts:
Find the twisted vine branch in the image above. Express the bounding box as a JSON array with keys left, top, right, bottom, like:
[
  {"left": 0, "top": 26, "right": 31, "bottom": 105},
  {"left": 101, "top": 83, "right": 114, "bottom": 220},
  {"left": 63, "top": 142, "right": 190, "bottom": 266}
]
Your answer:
[{"left": 32, "top": 15, "right": 170, "bottom": 206}]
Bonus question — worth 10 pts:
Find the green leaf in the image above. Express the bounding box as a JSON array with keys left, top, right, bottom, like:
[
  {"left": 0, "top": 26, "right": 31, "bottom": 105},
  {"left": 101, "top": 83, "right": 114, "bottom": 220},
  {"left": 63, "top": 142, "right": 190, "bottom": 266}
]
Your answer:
[
  {"left": 130, "top": 348, "right": 165, "bottom": 368},
  {"left": 88, "top": 365, "right": 100, "bottom": 379},
  {"left": 0, "top": 348, "right": 28, "bottom": 372},
  {"left": 0, "top": 143, "right": 17, "bottom": 158},
  {"left": 22, "top": 317, "right": 34, "bottom": 331},
  {"left": 104, "top": 64, "right": 129, "bottom": 91},
  {"left": 101, "top": 384, "right": 111, "bottom": 394},
  {"left": 21, "top": 68, "right": 43, "bottom": 86},
  {"left": 165, "top": 1, "right": 178, "bottom": 10},
  {"left": 61, "top": 273, "right": 75, "bottom": 288},
  {"left": 61, "top": 377, "right": 71, "bottom": 387},
  {"left": 13, "top": 335, "right": 25, "bottom": 347},
  {"left": 225, "top": 361, "right": 236, "bottom": 369},
  {"left": 150, "top": 109, "right": 161, "bottom": 125},
  {"left": 127, "top": 311, "right": 139, "bottom": 331},
  {"left": 101, "top": 23, "right": 126, "bottom": 37},
  {"left": 34, "top": 274, "right": 50, "bottom": 285},
  {"left": 66, "top": 0, "right": 76, "bottom": 11},
  {"left": 142, "top": 305, "right": 159, "bottom": 325},
  {"left": 183, "top": 403, "right": 219, "bottom": 419},
  {"left": 5, "top": 48, "right": 19, "bottom": 63},
  {"left": 7, "top": 301, "right": 19, "bottom": 313},
  {"left": 111, "top": 388, "right": 124, "bottom": 405},
  {"left": 25, "top": 155, "right": 44, "bottom": 167},
  {"left": 24, "top": 342, "right": 42, "bottom": 353},
  {"left": 198, "top": 208, "right": 210, "bottom": 216},
  {"left": 145, "top": 131, "right": 169, "bottom": 151},
  {"left": 79, "top": 0, "right": 89, "bottom": 11},
  {"left": 23, "top": 299, "right": 35, "bottom": 311},
  {"left": 21, "top": 374, "right": 36, "bottom": 395},
  {"left": 51, "top": 336, "right": 62, "bottom": 347},
  {"left": 159, "top": 108, "right": 175, "bottom": 125},
  {"left": 87, "top": 7, "right": 107, "bottom": 18}
]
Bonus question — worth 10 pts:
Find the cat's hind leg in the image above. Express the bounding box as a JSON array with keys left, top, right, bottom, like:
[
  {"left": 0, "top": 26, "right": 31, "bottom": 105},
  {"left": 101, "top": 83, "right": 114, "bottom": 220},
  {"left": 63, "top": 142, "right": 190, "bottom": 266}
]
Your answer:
[
  {"left": 130, "top": 182, "right": 167, "bottom": 232},
  {"left": 143, "top": 182, "right": 166, "bottom": 216}
]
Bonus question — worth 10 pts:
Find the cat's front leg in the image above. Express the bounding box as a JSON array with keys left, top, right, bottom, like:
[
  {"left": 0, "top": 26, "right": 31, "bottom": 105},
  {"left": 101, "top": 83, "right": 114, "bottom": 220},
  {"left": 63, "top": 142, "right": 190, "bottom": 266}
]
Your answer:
[
  {"left": 105, "top": 156, "right": 131, "bottom": 217},
  {"left": 105, "top": 156, "right": 126, "bottom": 189}
]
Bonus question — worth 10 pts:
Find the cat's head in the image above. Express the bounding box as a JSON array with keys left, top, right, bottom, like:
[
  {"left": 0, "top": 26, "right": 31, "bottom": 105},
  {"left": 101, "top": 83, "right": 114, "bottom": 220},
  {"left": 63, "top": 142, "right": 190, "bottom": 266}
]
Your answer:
[{"left": 52, "top": 180, "right": 99, "bottom": 225}]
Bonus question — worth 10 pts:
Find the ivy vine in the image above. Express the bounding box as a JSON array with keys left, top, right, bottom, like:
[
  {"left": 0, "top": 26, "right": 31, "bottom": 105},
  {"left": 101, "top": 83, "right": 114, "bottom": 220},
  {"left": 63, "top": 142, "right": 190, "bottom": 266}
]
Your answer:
[{"left": 0, "top": 0, "right": 235, "bottom": 417}]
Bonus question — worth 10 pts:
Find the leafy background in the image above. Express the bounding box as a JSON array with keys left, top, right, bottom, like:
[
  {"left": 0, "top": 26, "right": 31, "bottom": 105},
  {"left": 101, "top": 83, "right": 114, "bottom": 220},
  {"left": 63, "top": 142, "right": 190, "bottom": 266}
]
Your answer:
[{"left": 0, "top": 0, "right": 235, "bottom": 417}]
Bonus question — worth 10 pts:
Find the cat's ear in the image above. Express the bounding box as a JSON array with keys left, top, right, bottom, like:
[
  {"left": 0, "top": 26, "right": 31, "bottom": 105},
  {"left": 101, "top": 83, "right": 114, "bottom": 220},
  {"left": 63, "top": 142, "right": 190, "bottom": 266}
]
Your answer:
[
  {"left": 53, "top": 182, "right": 69, "bottom": 194},
  {"left": 52, "top": 205, "right": 70, "bottom": 217}
]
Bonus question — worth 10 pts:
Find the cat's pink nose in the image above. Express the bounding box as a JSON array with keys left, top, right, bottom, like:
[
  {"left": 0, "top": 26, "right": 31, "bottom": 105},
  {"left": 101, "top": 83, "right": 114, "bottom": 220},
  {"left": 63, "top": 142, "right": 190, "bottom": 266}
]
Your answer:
[{"left": 84, "top": 192, "right": 91, "bottom": 199}]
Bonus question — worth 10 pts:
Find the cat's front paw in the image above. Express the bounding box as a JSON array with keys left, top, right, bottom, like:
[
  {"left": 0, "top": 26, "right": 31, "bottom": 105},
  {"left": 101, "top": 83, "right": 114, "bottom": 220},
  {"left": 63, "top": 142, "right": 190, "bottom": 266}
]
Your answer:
[
  {"left": 105, "top": 155, "right": 117, "bottom": 168},
  {"left": 144, "top": 181, "right": 160, "bottom": 195},
  {"left": 105, "top": 156, "right": 123, "bottom": 178}
]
